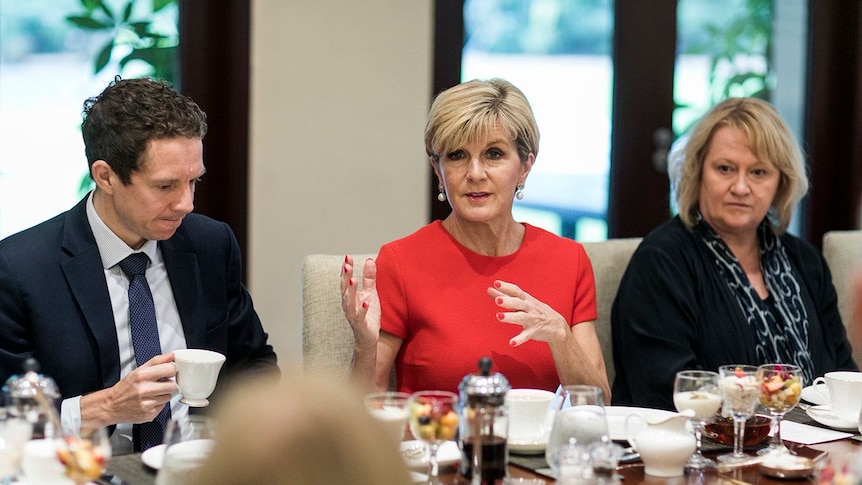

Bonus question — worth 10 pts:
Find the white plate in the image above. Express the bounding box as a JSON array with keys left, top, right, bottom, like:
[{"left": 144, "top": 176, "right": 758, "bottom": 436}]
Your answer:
[
  {"left": 508, "top": 439, "right": 547, "bottom": 454},
  {"left": 141, "top": 443, "right": 167, "bottom": 470},
  {"left": 801, "top": 383, "right": 830, "bottom": 406},
  {"left": 806, "top": 405, "right": 858, "bottom": 431},
  {"left": 400, "top": 440, "right": 460, "bottom": 470},
  {"left": 604, "top": 406, "right": 677, "bottom": 441}
]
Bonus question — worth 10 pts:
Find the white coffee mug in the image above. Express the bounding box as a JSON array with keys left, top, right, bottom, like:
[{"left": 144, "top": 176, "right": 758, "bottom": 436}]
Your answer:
[
  {"left": 812, "top": 371, "right": 862, "bottom": 422},
  {"left": 505, "top": 388, "right": 555, "bottom": 443},
  {"left": 173, "top": 349, "right": 226, "bottom": 407}
]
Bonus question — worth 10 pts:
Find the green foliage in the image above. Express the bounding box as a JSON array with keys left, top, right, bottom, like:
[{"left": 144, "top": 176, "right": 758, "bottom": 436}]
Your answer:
[
  {"left": 682, "top": 0, "right": 774, "bottom": 102},
  {"left": 65, "top": 0, "right": 178, "bottom": 82},
  {"left": 67, "top": 0, "right": 178, "bottom": 197}
]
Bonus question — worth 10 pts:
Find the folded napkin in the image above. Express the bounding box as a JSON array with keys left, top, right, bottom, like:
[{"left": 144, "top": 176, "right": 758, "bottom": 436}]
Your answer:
[{"left": 779, "top": 421, "right": 853, "bottom": 445}]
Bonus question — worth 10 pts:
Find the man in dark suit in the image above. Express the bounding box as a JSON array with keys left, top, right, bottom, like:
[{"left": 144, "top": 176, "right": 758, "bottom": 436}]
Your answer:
[{"left": 0, "top": 77, "right": 278, "bottom": 453}]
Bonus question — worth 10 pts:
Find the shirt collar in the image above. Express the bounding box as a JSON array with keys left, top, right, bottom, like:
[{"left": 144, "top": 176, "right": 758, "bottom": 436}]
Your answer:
[{"left": 86, "top": 191, "right": 158, "bottom": 269}]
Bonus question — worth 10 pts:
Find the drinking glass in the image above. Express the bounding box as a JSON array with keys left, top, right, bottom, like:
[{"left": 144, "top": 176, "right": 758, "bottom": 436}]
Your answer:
[
  {"left": 364, "top": 391, "right": 410, "bottom": 446},
  {"left": 545, "top": 385, "right": 607, "bottom": 474},
  {"left": 673, "top": 370, "right": 721, "bottom": 470},
  {"left": 717, "top": 365, "right": 760, "bottom": 464},
  {"left": 0, "top": 408, "right": 32, "bottom": 484},
  {"left": 407, "top": 391, "right": 459, "bottom": 485},
  {"left": 155, "top": 415, "right": 217, "bottom": 485},
  {"left": 756, "top": 364, "right": 802, "bottom": 456}
]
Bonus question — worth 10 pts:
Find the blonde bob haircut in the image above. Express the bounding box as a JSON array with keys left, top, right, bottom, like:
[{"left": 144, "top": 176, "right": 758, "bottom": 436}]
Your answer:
[
  {"left": 670, "top": 97, "right": 808, "bottom": 234},
  {"left": 425, "top": 78, "right": 539, "bottom": 164}
]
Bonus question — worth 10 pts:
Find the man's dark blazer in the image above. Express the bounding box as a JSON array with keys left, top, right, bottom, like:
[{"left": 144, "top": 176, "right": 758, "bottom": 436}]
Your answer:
[{"left": 0, "top": 195, "right": 278, "bottom": 404}]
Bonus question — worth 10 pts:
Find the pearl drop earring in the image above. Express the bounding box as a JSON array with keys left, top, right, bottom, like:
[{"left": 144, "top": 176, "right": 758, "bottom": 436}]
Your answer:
[{"left": 437, "top": 182, "right": 446, "bottom": 202}]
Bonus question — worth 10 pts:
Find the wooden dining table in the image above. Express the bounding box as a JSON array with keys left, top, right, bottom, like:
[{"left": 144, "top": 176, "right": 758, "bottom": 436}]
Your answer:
[{"left": 105, "top": 407, "right": 860, "bottom": 484}]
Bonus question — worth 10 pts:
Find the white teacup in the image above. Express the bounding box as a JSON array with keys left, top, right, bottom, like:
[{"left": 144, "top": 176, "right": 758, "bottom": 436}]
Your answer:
[
  {"left": 22, "top": 439, "right": 73, "bottom": 485},
  {"left": 812, "top": 371, "right": 862, "bottom": 422},
  {"left": 505, "top": 388, "right": 555, "bottom": 443},
  {"left": 173, "top": 349, "right": 226, "bottom": 407}
]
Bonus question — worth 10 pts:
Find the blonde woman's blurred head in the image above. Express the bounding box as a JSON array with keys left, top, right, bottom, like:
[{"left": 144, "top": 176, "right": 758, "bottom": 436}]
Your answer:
[{"left": 188, "top": 371, "right": 411, "bottom": 485}]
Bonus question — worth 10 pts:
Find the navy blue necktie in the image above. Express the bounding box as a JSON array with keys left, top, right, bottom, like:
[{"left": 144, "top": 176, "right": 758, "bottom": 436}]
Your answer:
[{"left": 118, "top": 253, "right": 171, "bottom": 451}]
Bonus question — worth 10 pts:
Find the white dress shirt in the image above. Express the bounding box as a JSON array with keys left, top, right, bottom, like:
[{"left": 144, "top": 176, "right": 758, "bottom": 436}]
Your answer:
[{"left": 59, "top": 192, "right": 189, "bottom": 453}]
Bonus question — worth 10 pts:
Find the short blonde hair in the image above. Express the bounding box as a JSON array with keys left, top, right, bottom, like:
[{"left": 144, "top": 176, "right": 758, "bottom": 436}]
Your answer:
[
  {"left": 425, "top": 78, "right": 539, "bottom": 163},
  {"left": 670, "top": 97, "right": 808, "bottom": 233},
  {"left": 187, "top": 372, "right": 411, "bottom": 485}
]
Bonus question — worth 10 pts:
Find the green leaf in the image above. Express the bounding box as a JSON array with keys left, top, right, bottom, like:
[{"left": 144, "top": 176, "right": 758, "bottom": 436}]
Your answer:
[
  {"left": 123, "top": 1, "right": 134, "bottom": 22},
  {"left": 154, "top": 0, "right": 174, "bottom": 13},
  {"left": 66, "top": 15, "right": 112, "bottom": 30},
  {"left": 98, "top": 0, "right": 115, "bottom": 22},
  {"left": 94, "top": 40, "right": 114, "bottom": 74},
  {"left": 82, "top": 0, "right": 99, "bottom": 12}
]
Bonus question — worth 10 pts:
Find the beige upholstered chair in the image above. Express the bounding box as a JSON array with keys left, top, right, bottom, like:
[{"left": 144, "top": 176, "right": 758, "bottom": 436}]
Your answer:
[
  {"left": 822, "top": 230, "right": 862, "bottom": 365},
  {"left": 582, "top": 238, "right": 642, "bottom": 384},
  {"left": 301, "top": 239, "right": 643, "bottom": 385},
  {"left": 302, "top": 254, "right": 374, "bottom": 379}
]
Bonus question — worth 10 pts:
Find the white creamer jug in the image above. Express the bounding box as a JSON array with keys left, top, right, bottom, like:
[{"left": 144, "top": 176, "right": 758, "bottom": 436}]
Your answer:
[{"left": 624, "top": 410, "right": 695, "bottom": 477}]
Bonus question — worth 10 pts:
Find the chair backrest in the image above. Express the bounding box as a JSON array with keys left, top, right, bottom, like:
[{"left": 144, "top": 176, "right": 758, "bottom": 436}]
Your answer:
[
  {"left": 582, "top": 238, "right": 642, "bottom": 384},
  {"left": 302, "top": 254, "right": 375, "bottom": 379},
  {"left": 301, "top": 239, "right": 643, "bottom": 385},
  {"left": 822, "top": 230, "right": 862, "bottom": 365}
]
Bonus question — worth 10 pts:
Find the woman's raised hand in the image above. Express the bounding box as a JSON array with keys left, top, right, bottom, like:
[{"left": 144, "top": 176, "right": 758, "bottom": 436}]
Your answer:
[
  {"left": 488, "top": 279, "right": 568, "bottom": 346},
  {"left": 341, "top": 255, "right": 382, "bottom": 347}
]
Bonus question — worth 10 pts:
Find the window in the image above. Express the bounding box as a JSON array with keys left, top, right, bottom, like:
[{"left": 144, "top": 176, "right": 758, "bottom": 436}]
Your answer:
[{"left": 0, "top": 0, "right": 178, "bottom": 239}]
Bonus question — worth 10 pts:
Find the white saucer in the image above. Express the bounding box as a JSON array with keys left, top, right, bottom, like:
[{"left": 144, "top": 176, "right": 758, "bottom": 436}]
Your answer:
[
  {"left": 141, "top": 443, "right": 167, "bottom": 469},
  {"left": 800, "top": 383, "right": 830, "bottom": 406},
  {"left": 508, "top": 439, "right": 547, "bottom": 454},
  {"left": 806, "top": 405, "right": 858, "bottom": 431},
  {"left": 400, "top": 440, "right": 460, "bottom": 470}
]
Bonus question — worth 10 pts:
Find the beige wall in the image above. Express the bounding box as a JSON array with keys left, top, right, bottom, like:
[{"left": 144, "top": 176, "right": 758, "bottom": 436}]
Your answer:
[{"left": 249, "top": 1, "right": 433, "bottom": 367}]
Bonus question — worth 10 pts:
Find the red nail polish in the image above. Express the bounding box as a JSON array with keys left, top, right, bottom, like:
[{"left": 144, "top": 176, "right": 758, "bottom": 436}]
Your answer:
[
  {"left": 494, "top": 281, "right": 502, "bottom": 288},
  {"left": 496, "top": 297, "right": 503, "bottom": 305},
  {"left": 348, "top": 279, "right": 354, "bottom": 287},
  {"left": 362, "top": 301, "right": 368, "bottom": 309},
  {"left": 343, "top": 264, "right": 348, "bottom": 273},
  {"left": 497, "top": 312, "right": 504, "bottom": 320},
  {"left": 344, "top": 255, "right": 349, "bottom": 263},
  {"left": 510, "top": 340, "right": 516, "bottom": 347}
]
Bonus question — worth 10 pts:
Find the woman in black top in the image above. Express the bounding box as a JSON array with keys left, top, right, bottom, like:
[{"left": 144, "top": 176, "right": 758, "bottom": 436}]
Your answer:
[{"left": 611, "top": 97, "right": 856, "bottom": 410}]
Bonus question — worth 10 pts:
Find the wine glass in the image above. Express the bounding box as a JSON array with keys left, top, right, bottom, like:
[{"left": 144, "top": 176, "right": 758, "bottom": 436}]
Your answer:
[
  {"left": 545, "top": 385, "right": 607, "bottom": 474},
  {"left": 364, "top": 391, "right": 410, "bottom": 446},
  {"left": 673, "top": 370, "right": 721, "bottom": 470},
  {"left": 57, "top": 426, "right": 112, "bottom": 485},
  {"left": 0, "top": 407, "right": 32, "bottom": 484},
  {"left": 407, "top": 391, "right": 459, "bottom": 485},
  {"left": 717, "top": 365, "right": 760, "bottom": 464},
  {"left": 155, "top": 415, "right": 217, "bottom": 485},
  {"left": 756, "top": 364, "right": 802, "bottom": 456}
]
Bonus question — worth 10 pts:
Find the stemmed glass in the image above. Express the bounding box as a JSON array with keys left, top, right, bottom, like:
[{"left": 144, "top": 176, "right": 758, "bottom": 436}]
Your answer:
[
  {"left": 673, "top": 370, "right": 722, "bottom": 470},
  {"left": 717, "top": 365, "right": 760, "bottom": 464},
  {"left": 407, "top": 391, "right": 459, "bottom": 485},
  {"left": 756, "top": 364, "right": 802, "bottom": 456},
  {"left": 545, "top": 385, "right": 608, "bottom": 475},
  {"left": 0, "top": 407, "right": 32, "bottom": 484}
]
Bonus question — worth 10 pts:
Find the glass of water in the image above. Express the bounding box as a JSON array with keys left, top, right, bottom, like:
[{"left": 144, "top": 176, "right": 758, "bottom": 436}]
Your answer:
[
  {"left": 0, "top": 408, "right": 32, "bottom": 484},
  {"left": 155, "top": 415, "right": 216, "bottom": 485},
  {"left": 545, "top": 385, "right": 607, "bottom": 474}
]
